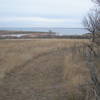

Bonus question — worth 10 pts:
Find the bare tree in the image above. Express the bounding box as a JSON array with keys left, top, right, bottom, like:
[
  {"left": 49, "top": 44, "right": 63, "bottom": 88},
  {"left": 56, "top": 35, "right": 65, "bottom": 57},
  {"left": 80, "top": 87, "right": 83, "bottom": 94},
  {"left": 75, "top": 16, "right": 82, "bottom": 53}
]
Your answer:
[
  {"left": 92, "top": 0, "right": 100, "bottom": 5},
  {"left": 83, "top": 10, "right": 100, "bottom": 42},
  {"left": 82, "top": 1, "right": 100, "bottom": 99},
  {"left": 92, "top": 0, "right": 100, "bottom": 30}
]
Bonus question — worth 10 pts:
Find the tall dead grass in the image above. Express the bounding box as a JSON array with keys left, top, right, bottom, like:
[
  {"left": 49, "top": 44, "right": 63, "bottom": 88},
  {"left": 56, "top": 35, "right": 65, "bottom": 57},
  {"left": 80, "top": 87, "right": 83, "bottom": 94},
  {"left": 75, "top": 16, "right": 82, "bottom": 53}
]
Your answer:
[{"left": 0, "top": 39, "right": 93, "bottom": 100}]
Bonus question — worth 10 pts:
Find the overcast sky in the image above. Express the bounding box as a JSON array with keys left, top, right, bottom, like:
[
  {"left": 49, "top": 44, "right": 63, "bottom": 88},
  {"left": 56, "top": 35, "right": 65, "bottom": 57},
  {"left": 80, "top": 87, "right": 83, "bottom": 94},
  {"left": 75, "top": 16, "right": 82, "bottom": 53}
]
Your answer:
[{"left": 0, "top": 0, "right": 94, "bottom": 28}]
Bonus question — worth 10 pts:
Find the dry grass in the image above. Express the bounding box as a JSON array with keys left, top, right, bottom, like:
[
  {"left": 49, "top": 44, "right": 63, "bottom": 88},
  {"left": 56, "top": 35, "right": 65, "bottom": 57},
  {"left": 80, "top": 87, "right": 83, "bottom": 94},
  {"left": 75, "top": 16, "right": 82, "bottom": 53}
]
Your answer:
[{"left": 0, "top": 39, "right": 91, "bottom": 100}]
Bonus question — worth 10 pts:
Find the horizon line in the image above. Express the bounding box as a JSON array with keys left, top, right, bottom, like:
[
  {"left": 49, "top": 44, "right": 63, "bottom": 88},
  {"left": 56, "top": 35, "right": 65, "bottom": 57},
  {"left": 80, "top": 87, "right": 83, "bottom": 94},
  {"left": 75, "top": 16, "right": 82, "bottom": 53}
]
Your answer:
[{"left": 0, "top": 26, "right": 85, "bottom": 29}]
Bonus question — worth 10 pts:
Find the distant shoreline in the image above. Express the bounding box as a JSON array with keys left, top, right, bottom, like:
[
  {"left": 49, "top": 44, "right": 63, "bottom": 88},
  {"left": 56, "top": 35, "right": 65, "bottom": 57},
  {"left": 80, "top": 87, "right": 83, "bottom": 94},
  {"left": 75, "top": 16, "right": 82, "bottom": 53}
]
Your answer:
[
  {"left": 0, "top": 30, "right": 48, "bottom": 34},
  {"left": 0, "top": 27, "right": 89, "bottom": 36},
  {"left": 0, "top": 30, "right": 90, "bottom": 39},
  {"left": 0, "top": 27, "right": 86, "bottom": 29}
]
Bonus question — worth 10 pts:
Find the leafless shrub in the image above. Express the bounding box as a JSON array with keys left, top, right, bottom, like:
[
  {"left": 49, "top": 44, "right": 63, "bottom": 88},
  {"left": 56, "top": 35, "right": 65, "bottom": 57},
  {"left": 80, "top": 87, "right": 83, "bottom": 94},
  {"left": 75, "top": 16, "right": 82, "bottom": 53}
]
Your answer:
[
  {"left": 80, "top": 43, "right": 100, "bottom": 100},
  {"left": 83, "top": 9, "right": 100, "bottom": 42},
  {"left": 71, "top": 42, "right": 100, "bottom": 100}
]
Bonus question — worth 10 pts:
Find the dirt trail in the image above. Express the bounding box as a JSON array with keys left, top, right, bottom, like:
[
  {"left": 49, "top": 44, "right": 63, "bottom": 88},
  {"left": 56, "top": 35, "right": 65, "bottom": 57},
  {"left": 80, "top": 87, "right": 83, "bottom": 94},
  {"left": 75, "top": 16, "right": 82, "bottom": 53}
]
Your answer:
[{"left": 0, "top": 46, "right": 69, "bottom": 100}]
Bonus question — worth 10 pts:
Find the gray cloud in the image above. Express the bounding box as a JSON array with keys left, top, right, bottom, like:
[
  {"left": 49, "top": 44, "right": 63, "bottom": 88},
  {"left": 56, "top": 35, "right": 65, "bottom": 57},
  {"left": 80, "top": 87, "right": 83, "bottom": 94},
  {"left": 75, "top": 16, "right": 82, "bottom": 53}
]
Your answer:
[{"left": 0, "top": 0, "right": 94, "bottom": 27}]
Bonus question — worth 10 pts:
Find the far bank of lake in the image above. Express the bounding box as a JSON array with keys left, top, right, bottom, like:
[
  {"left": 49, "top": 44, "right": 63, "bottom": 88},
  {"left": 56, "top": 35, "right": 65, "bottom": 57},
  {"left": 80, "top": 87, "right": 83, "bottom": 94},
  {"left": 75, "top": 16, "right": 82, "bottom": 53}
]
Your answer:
[{"left": 0, "top": 27, "right": 89, "bottom": 36}]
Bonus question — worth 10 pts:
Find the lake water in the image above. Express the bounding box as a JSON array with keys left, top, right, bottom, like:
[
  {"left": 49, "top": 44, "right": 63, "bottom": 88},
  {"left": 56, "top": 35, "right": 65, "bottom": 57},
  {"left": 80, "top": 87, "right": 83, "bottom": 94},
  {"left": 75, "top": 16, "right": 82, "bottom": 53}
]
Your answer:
[{"left": 0, "top": 27, "right": 89, "bottom": 36}]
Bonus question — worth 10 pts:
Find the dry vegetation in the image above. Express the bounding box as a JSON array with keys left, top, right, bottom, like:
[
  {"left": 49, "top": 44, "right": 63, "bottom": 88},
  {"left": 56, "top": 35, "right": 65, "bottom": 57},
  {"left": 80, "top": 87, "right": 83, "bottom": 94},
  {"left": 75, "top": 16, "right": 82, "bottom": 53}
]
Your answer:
[{"left": 0, "top": 39, "right": 99, "bottom": 100}]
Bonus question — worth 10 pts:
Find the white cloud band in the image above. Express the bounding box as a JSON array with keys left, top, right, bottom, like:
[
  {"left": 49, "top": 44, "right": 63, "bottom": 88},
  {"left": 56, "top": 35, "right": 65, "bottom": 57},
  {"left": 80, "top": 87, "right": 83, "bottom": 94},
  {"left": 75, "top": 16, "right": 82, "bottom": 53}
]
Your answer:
[{"left": 0, "top": 17, "right": 80, "bottom": 23}]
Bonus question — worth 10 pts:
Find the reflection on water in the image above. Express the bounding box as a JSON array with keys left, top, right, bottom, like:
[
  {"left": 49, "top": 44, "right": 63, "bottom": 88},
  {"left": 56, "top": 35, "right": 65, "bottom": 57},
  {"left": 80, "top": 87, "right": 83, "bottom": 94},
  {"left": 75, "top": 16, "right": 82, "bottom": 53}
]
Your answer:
[{"left": 0, "top": 34, "right": 28, "bottom": 38}]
